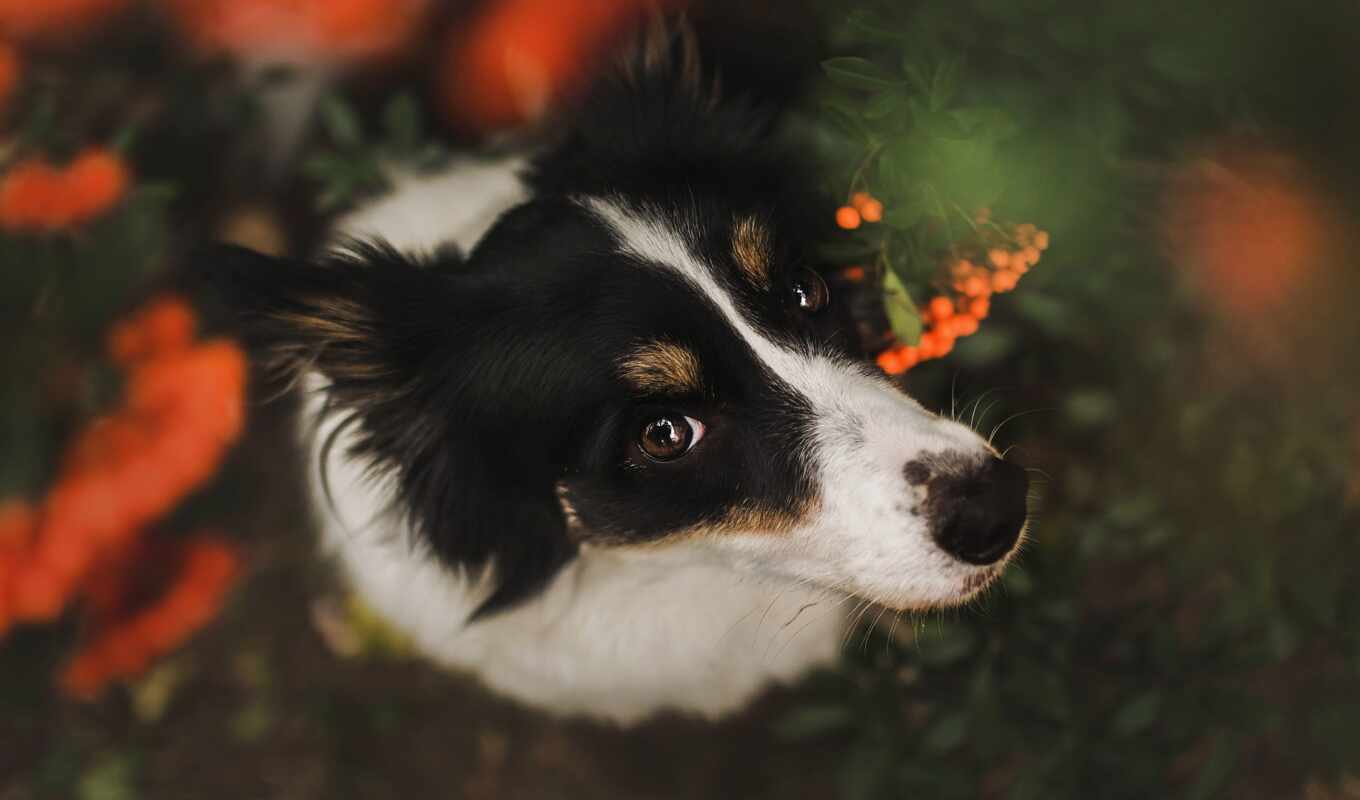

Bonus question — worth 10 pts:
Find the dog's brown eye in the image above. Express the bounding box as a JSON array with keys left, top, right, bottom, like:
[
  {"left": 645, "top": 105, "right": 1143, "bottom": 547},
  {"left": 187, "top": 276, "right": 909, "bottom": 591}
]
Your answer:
[
  {"left": 789, "top": 268, "right": 829, "bottom": 313},
  {"left": 639, "top": 414, "right": 706, "bottom": 461}
]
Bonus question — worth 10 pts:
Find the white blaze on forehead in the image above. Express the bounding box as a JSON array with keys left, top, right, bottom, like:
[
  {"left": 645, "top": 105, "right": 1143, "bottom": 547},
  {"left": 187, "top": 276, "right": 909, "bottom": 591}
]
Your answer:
[{"left": 580, "top": 196, "right": 875, "bottom": 413}]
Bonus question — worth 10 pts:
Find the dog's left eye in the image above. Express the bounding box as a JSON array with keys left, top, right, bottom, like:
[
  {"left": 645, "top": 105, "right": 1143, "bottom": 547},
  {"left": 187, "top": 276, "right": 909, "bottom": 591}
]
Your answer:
[
  {"left": 638, "top": 414, "right": 706, "bottom": 461},
  {"left": 788, "top": 267, "right": 829, "bottom": 314}
]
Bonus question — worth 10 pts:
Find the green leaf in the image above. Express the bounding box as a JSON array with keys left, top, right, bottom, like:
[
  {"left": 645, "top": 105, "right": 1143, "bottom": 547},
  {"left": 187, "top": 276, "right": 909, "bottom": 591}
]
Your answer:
[
  {"left": 773, "top": 705, "right": 854, "bottom": 739},
  {"left": 928, "top": 57, "right": 962, "bottom": 111},
  {"left": 821, "top": 57, "right": 905, "bottom": 91},
  {"left": 819, "top": 101, "right": 869, "bottom": 143},
  {"left": 882, "top": 270, "right": 922, "bottom": 344},
  {"left": 863, "top": 89, "right": 904, "bottom": 121},
  {"left": 901, "top": 61, "right": 932, "bottom": 96},
  {"left": 78, "top": 753, "right": 137, "bottom": 800},
  {"left": 319, "top": 95, "right": 364, "bottom": 149},
  {"left": 918, "top": 108, "right": 970, "bottom": 140},
  {"left": 1113, "top": 691, "right": 1162, "bottom": 736},
  {"left": 883, "top": 197, "right": 928, "bottom": 230}
]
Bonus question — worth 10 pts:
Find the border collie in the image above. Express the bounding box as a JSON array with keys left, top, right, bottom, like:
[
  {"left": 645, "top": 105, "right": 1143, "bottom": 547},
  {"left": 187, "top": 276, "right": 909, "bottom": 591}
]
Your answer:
[{"left": 208, "top": 21, "right": 1029, "bottom": 724}]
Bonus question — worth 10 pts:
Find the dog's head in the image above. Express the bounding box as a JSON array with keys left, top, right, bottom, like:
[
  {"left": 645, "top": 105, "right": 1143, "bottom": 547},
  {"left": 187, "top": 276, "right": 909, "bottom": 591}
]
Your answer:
[{"left": 208, "top": 23, "right": 1028, "bottom": 618}]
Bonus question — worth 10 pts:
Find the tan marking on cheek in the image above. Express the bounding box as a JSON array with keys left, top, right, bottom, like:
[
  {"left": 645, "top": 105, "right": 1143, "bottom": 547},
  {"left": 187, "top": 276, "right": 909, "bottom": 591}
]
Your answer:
[
  {"left": 618, "top": 340, "right": 704, "bottom": 396},
  {"left": 731, "top": 216, "right": 773, "bottom": 290},
  {"left": 585, "top": 495, "right": 822, "bottom": 550},
  {"left": 704, "top": 499, "right": 816, "bottom": 535}
]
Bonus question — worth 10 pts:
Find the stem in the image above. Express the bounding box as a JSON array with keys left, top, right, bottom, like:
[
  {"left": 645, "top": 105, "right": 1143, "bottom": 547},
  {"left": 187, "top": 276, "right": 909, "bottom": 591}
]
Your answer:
[{"left": 846, "top": 143, "right": 884, "bottom": 200}]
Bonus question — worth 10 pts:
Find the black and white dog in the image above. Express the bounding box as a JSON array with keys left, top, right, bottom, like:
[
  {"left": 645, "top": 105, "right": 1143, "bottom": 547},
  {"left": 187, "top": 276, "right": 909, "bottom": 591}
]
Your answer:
[{"left": 210, "top": 22, "right": 1029, "bottom": 724}]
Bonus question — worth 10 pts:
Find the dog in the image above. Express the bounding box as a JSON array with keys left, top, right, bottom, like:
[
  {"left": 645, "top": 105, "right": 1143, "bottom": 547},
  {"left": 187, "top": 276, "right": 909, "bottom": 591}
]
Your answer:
[{"left": 207, "top": 22, "right": 1029, "bottom": 724}]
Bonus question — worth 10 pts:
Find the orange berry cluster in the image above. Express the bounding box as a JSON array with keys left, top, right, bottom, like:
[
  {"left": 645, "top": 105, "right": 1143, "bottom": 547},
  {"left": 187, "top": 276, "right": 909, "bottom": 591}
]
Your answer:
[
  {"left": 0, "top": 296, "right": 248, "bottom": 694},
  {"left": 59, "top": 534, "right": 240, "bottom": 698},
  {"left": 0, "top": 148, "right": 131, "bottom": 233},
  {"left": 876, "top": 222, "right": 1049, "bottom": 375},
  {"left": 836, "top": 191, "right": 885, "bottom": 230}
]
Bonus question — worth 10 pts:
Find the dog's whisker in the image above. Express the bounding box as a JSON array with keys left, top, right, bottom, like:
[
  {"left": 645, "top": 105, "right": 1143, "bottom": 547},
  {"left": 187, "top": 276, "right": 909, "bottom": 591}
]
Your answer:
[
  {"left": 967, "top": 388, "right": 1000, "bottom": 429},
  {"left": 763, "top": 599, "right": 821, "bottom": 662},
  {"left": 862, "top": 605, "right": 889, "bottom": 653},
  {"left": 949, "top": 371, "right": 960, "bottom": 423},
  {"left": 752, "top": 587, "right": 788, "bottom": 648},
  {"left": 987, "top": 407, "right": 1053, "bottom": 448}
]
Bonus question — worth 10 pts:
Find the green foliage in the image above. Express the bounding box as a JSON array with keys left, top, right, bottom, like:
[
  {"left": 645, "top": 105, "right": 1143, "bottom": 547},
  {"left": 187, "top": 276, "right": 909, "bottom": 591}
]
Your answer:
[
  {"left": 303, "top": 92, "right": 452, "bottom": 213},
  {"left": 786, "top": 0, "right": 1360, "bottom": 796},
  {"left": 78, "top": 752, "right": 139, "bottom": 800}
]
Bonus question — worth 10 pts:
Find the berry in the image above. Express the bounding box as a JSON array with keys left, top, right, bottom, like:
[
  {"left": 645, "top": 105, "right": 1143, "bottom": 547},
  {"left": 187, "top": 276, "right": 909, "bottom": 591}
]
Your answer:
[
  {"left": 835, "top": 206, "right": 861, "bottom": 230},
  {"left": 962, "top": 275, "right": 990, "bottom": 298},
  {"left": 860, "top": 199, "right": 883, "bottom": 223}
]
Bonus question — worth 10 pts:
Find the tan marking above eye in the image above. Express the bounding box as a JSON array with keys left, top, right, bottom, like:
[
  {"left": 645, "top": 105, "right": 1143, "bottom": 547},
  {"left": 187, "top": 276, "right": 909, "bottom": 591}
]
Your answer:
[
  {"left": 731, "top": 216, "right": 773, "bottom": 290},
  {"left": 618, "top": 340, "right": 704, "bottom": 395}
]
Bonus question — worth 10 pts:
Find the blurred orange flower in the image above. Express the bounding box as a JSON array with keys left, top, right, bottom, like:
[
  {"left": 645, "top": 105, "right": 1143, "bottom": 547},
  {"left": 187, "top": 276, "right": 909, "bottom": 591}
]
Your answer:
[
  {"left": 0, "top": 147, "right": 131, "bottom": 232},
  {"left": 441, "top": 0, "right": 673, "bottom": 130},
  {"left": 0, "top": 296, "right": 247, "bottom": 677},
  {"left": 0, "top": 0, "right": 127, "bottom": 42},
  {"left": 1162, "top": 145, "right": 1330, "bottom": 319},
  {"left": 0, "top": 42, "right": 18, "bottom": 111},
  {"left": 60, "top": 534, "right": 241, "bottom": 699},
  {"left": 162, "top": 0, "right": 430, "bottom": 63}
]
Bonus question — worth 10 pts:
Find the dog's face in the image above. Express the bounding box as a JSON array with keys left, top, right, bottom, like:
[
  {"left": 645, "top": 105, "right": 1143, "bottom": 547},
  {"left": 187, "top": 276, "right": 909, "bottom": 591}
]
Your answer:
[
  {"left": 482, "top": 194, "right": 1027, "bottom": 613},
  {"left": 208, "top": 23, "right": 1027, "bottom": 618}
]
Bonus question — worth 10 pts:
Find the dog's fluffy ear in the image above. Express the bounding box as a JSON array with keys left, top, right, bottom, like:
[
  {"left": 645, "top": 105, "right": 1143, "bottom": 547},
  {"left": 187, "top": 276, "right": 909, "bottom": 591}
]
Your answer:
[{"left": 200, "top": 241, "right": 577, "bottom": 618}]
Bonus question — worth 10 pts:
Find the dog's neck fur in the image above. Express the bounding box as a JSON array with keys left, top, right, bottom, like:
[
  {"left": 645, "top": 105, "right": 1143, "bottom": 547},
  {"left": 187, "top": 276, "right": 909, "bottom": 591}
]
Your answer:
[{"left": 303, "top": 158, "right": 846, "bottom": 723}]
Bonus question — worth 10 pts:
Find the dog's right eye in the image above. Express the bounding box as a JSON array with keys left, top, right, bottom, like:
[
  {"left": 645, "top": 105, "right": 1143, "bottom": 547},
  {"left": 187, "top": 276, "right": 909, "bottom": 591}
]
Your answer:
[
  {"left": 788, "top": 267, "right": 830, "bottom": 314},
  {"left": 638, "top": 414, "right": 706, "bottom": 461}
]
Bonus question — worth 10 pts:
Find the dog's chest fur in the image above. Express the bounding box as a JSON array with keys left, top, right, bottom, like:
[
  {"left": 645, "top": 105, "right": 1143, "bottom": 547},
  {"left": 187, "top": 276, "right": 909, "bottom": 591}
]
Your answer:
[{"left": 301, "top": 158, "right": 845, "bottom": 724}]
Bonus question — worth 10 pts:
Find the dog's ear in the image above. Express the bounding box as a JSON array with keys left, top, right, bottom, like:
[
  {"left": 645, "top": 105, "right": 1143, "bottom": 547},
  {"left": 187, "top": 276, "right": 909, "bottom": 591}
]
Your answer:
[{"left": 199, "top": 241, "right": 577, "bottom": 618}]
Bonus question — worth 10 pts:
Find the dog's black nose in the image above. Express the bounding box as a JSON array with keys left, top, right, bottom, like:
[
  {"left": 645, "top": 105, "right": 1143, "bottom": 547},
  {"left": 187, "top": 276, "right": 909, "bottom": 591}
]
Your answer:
[{"left": 930, "top": 458, "right": 1028, "bottom": 565}]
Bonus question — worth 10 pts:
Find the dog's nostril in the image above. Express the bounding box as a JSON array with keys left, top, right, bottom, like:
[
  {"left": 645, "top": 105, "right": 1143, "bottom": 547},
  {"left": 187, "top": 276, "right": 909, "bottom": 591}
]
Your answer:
[{"left": 930, "top": 458, "right": 1028, "bottom": 565}]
